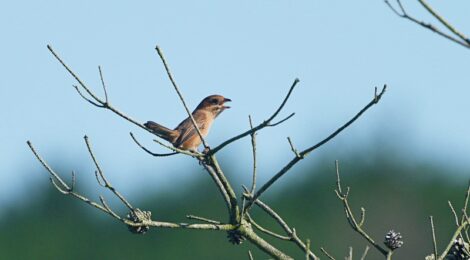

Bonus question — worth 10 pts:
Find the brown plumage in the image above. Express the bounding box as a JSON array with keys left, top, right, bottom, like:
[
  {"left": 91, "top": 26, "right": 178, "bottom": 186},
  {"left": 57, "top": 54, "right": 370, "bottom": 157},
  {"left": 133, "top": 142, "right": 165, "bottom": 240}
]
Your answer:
[{"left": 144, "top": 95, "right": 231, "bottom": 152}]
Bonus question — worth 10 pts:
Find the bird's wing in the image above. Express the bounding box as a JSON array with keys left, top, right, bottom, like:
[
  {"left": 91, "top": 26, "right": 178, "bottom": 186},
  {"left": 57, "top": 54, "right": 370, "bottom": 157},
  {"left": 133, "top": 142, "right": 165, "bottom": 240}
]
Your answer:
[{"left": 174, "top": 116, "right": 207, "bottom": 148}]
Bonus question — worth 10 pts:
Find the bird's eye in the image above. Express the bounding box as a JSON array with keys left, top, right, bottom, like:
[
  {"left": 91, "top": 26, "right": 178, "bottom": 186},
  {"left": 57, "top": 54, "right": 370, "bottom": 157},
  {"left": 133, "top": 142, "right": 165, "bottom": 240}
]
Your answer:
[{"left": 210, "top": 98, "right": 218, "bottom": 104}]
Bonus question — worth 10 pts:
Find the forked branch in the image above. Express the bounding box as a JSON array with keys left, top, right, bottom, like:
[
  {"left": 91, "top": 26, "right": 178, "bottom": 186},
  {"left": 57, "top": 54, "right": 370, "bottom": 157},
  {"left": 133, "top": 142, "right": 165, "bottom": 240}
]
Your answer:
[
  {"left": 27, "top": 139, "right": 237, "bottom": 232},
  {"left": 246, "top": 85, "right": 387, "bottom": 209},
  {"left": 207, "top": 79, "right": 299, "bottom": 156},
  {"left": 334, "top": 160, "right": 390, "bottom": 256},
  {"left": 384, "top": 0, "right": 470, "bottom": 49},
  {"left": 41, "top": 44, "right": 391, "bottom": 259}
]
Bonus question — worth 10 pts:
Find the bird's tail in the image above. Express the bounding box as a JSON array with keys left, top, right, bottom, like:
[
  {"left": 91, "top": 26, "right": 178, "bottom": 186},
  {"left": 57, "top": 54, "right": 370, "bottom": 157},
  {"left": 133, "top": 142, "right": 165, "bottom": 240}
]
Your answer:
[{"left": 144, "top": 121, "right": 178, "bottom": 143}]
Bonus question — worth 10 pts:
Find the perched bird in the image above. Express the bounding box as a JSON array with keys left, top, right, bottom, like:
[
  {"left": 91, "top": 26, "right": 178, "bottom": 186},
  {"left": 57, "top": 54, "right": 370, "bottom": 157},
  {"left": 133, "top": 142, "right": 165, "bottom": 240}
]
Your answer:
[{"left": 144, "top": 95, "right": 231, "bottom": 152}]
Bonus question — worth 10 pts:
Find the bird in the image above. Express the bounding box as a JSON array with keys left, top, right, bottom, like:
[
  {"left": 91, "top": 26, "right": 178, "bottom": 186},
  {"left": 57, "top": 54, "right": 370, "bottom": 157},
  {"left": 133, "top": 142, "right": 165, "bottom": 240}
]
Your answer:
[{"left": 144, "top": 95, "right": 231, "bottom": 152}]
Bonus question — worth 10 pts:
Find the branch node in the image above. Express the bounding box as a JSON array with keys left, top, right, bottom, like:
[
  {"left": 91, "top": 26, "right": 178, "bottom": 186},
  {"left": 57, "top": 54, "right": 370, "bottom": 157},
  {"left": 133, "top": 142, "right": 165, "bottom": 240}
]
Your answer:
[{"left": 126, "top": 208, "right": 152, "bottom": 234}]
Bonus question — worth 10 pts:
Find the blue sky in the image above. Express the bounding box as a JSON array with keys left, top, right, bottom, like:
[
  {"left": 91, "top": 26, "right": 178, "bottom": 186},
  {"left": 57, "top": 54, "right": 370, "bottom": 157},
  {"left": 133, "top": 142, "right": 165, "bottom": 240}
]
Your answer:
[{"left": 1, "top": 1, "right": 469, "bottom": 208}]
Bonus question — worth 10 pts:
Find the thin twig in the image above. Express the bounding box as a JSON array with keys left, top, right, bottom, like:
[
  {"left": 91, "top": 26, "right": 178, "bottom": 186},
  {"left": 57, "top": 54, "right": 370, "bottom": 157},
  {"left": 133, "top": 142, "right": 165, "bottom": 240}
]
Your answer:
[
  {"left": 99, "top": 195, "right": 122, "bottom": 220},
  {"left": 28, "top": 141, "right": 125, "bottom": 220},
  {"left": 320, "top": 247, "right": 336, "bottom": 260},
  {"left": 206, "top": 154, "right": 240, "bottom": 224},
  {"left": 348, "top": 247, "right": 353, "bottom": 260},
  {"left": 129, "top": 132, "right": 178, "bottom": 157},
  {"left": 84, "top": 135, "right": 134, "bottom": 211},
  {"left": 186, "top": 215, "right": 221, "bottom": 224},
  {"left": 360, "top": 246, "right": 370, "bottom": 260},
  {"left": 247, "top": 214, "right": 291, "bottom": 241},
  {"left": 439, "top": 218, "right": 469, "bottom": 260},
  {"left": 243, "top": 186, "right": 318, "bottom": 259},
  {"left": 72, "top": 85, "right": 103, "bottom": 107},
  {"left": 430, "top": 216, "right": 438, "bottom": 259},
  {"left": 98, "top": 66, "right": 109, "bottom": 103},
  {"left": 268, "top": 112, "right": 296, "bottom": 127},
  {"left": 152, "top": 138, "right": 204, "bottom": 157},
  {"left": 359, "top": 207, "right": 366, "bottom": 228},
  {"left": 29, "top": 140, "right": 241, "bottom": 232},
  {"left": 248, "top": 250, "right": 254, "bottom": 260},
  {"left": 334, "top": 160, "right": 389, "bottom": 256},
  {"left": 208, "top": 79, "right": 299, "bottom": 155},
  {"left": 448, "top": 201, "right": 460, "bottom": 227},
  {"left": 154, "top": 45, "right": 208, "bottom": 149},
  {"left": 287, "top": 137, "right": 302, "bottom": 158},
  {"left": 243, "top": 186, "right": 291, "bottom": 235},
  {"left": 462, "top": 181, "right": 470, "bottom": 225},
  {"left": 249, "top": 115, "right": 257, "bottom": 194},
  {"left": 49, "top": 44, "right": 198, "bottom": 158},
  {"left": 200, "top": 162, "right": 232, "bottom": 215},
  {"left": 70, "top": 171, "right": 76, "bottom": 191},
  {"left": 438, "top": 184, "right": 470, "bottom": 260},
  {"left": 384, "top": 0, "right": 470, "bottom": 49},
  {"left": 305, "top": 239, "right": 311, "bottom": 260},
  {"left": 247, "top": 85, "right": 387, "bottom": 209},
  {"left": 49, "top": 177, "right": 70, "bottom": 194},
  {"left": 27, "top": 140, "right": 71, "bottom": 190},
  {"left": 417, "top": 0, "right": 470, "bottom": 44},
  {"left": 47, "top": 45, "right": 169, "bottom": 136}
]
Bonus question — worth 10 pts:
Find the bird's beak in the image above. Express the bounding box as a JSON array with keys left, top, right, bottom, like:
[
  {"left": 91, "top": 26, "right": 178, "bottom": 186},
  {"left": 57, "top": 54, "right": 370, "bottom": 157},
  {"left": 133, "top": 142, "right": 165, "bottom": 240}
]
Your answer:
[{"left": 223, "top": 98, "right": 231, "bottom": 109}]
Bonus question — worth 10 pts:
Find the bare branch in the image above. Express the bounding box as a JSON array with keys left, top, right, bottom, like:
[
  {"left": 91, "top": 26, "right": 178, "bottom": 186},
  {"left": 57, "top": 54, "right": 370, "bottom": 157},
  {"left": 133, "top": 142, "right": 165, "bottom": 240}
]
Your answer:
[
  {"left": 249, "top": 115, "right": 258, "bottom": 195},
  {"left": 186, "top": 215, "right": 221, "bottom": 224},
  {"left": 243, "top": 186, "right": 291, "bottom": 235},
  {"left": 247, "top": 214, "right": 291, "bottom": 241},
  {"left": 70, "top": 171, "right": 76, "bottom": 191},
  {"left": 430, "top": 216, "right": 438, "bottom": 259},
  {"left": 49, "top": 177, "right": 70, "bottom": 194},
  {"left": 83, "top": 135, "right": 135, "bottom": 212},
  {"left": 462, "top": 181, "right": 470, "bottom": 225},
  {"left": 128, "top": 220, "right": 236, "bottom": 231},
  {"left": 239, "top": 224, "right": 293, "bottom": 260},
  {"left": 200, "top": 162, "right": 232, "bottom": 216},
  {"left": 27, "top": 140, "right": 126, "bottom": 220},
  {"left": 129, "top": 132, "right": 177, "bottom": 157},
  {"left": 94, "top": 170, "right": 106, "bottom": 187},
  {"left": 320, "top": 247, "right": 336, "bottom": 260},
  {"left": 47, "top": 45, "right": 104, "bottom": 103},
  {"left": 384, "top": 0, "right": 470, "bottom": 49},
  {"left": 448, "top": 201, "right": 460, "bottom": 227},
  {"left": 417, "top": 0, "right": 470, "bottom": 44},
  {"left": 359, "top": 207, "right": 366, "bottom": 228},
  {"left": 305, "top": 239, "right": 311, "bottom": 260},
  {"left": 247, "top": 85, "right": 387, "bottom": 208},
  {"left": 438, "top": 183, "right": 470, "bottom": 260},
  {"left": 154, "top": 45, "right": 209, "bottom": 149},
  {"left": 347, "top": 247, "right": 353, "bottom": 260},
  {"left": 268, "top": 112, "right": 295, "bottom": 127},
  {"left": 287, "top": 137, "right": 302, "bottom": 158},
  {"left": 205, "top": 155, "right": 240, "bottom": 223},
  {"left": 27, "top": 140, "right": 71, "bottom": 190},
  {"left": 360, "top": 246, "right": 370, "bottom": 260},
  {"left": 208, "top": 78, "right": 299, "bottom": 155},
  {"left": 98, "top": 66, "right": 109, "bottom": 103},
  {"left": 334, "top": 160, "right": 389, "bottom": 256},
  {"left": 72, "top": 85, "right": 103, "bottom": 107},
  {"left": 47, "top": 45, "right": 168, "bottom": 136},
  {"left": 99, "top": 195, "right": 122, "bottom": 220},
  {"left": 243, "top": 187, "right": 318, "bottom": 259},
  {"left": 248, "top": 250, "right": 254, "bottom": 260},
  {"left": 28, "top": 140, "right": 244, "bottom": 234},
  {"left": 152, "top": 138, "right": 204, "bottom": 157}
]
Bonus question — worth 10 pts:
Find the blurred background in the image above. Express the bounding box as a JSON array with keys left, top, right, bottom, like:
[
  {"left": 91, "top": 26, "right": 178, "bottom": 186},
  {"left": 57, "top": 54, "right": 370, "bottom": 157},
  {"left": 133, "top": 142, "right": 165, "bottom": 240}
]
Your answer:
[{"left": 1, "top": 0, "right": 469, "bottom": 259}]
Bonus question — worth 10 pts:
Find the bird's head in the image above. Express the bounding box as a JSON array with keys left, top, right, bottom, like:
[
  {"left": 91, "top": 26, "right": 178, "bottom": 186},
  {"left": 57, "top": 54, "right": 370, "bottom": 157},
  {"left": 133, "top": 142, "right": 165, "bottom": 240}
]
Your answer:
[{"left": 196, "top": 95, "right": 232, "bottom": 117}]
